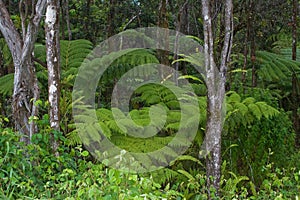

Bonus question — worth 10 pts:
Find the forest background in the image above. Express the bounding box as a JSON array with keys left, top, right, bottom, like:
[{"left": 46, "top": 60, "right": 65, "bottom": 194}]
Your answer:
[{"left": 0, "top": 0, "right": 299, "bottom": 199}]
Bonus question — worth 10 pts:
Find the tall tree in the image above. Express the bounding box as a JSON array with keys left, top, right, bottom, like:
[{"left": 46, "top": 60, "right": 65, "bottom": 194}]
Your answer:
[
  {"left": 0, "top": 0, "right": 46, "bottom": 144},
  {"left": 201, "top": 0, "right": 233, "bottom": 197},
  {"left": 157, "top": 0, "right": 170, "bottom": 79},
  {"left": 291, "top": 0, "right": 300, "bottom": 146},
  {"left": 45, "top": 0, "right": 60, "bottom": 154},
  {"left": 107, "top": 0, "right": 117, "bottom": 51},
  {"left": 60, "top": 0, "right": 72, "bottom": 40}
]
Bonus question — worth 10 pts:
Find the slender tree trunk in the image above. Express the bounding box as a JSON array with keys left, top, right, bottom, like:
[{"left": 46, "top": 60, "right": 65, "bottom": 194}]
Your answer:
[
  {"left": 248, "top": 1, "right": 256, "bottom": 88},
  {"left": 157, "top": 0, "right": 170, "bottom": 79},
  {"left": 107, "top": 0, "right": 115, "bottom": 38},
  {"left": 250, "top": 39, "right": 256, "bottom": 87},
  {"left": 291, "top": 0, "right": 300, "bottom": 147},
  {"left": 60, "top": 0, "right": 65, "bottom": 40},
  {"left": 202, "top": 0, "right": 233, "bottom": 197},
  {"left": 242, "top": 1, "right": 251, "bottom": 86},
  {"left": 45, "top": 0, "right": 61, "bottom": 154},
  {"left": 60, "top": 0, "right": 71, "bottom": 40},
  {"left": 173, "top": 0, "right": 189, "bottom": 85},
  {"left": 84, "top": 0, "right": 92, "bottom": 42},
  {"left": 0, "top": 0, "right": 46, "bottom": 144},
  {"left": 292, "top": 0, "right": 297, "bottom": 61},
  {"left": 0, "top": 47, "right": 3, "bottom": 77},
  {"left": 107, "top": 0, "right": 116, "bottom": 51},
  {"left": 64, "top": 0, "right": 71, "bottom": 40}
]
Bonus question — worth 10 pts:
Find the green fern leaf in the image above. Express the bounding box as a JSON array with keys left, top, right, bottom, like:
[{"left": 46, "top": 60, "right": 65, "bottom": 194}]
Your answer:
[
  {"left": 234, "top": 102, "right": 248, "bottom": 116},
  {"left": 242, "top": 97, "right": 256, "bottom": 105},
  {"left": 248, "top": 103, "right": 262, "bottom": 120},
  {"left": 227, "top": 92, "right": 241, "bottom": 103},
  {"left": 96, "top": 108, "right": 113, "bottom": 121},
  {"left": 165, "top": 100, "right": 180, "bottom": 110},
  {"left": 255, "top": 101, "right": 279, "bottom": 118},
  {"left": 65, "top": 130, "right": 82, "bottom": 146},
  {"left": 0, "top": 73, "right": 14, "bottom": 96},
  {"left": 99, "top": 121, "right": 111, "bottom": 138}
]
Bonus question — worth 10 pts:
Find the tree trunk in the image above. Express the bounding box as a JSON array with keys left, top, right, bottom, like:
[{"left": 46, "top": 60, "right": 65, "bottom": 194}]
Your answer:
[
  {"left": 242, "top": 1, "right": 251, "bottom": 86},
  {"left": 202, "top": 0, "right": 233, "bottom": 197},
  {"left": 173, "top": 0, "right": 189, "bottom": 85},
  {"left": 248, "top": 1, "right": 256, "bottom": 88},
  {"left": 60, "top": 0, "right": 65, "bottom": 40},
  {"left": 45, "top": 0, "right": 61, "bottom": 154},
  {"left": 0, "top": 0, "right": 46, "bottom": 144},
  {"left": 157, "top": 0, "right": 170, "bottom": 79},
  {"left": 65, "top": 0, "right": 71, "bottom": 41},
  {"left": 291, "top": 0, "right": 300, "bottom": 147},
  {"left": 107, "top": 0, "right": 116, "bottom": 51}
]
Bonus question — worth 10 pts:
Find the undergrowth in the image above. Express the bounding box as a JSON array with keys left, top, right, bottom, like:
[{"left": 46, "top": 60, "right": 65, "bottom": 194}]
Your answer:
[{"left": 0, "top": 124, "right": 299, "bottom": 199}]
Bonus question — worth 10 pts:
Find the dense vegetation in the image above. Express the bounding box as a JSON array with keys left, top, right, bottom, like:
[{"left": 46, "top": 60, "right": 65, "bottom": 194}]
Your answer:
[{"left": 0, "top": 0, "right": 299, "bottom": 199}]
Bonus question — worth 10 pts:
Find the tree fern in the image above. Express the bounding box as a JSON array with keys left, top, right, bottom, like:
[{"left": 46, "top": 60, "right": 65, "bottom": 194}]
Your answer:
[
  {"left": 0, "top": 38, "right": 13, "bottom": 68},
  {"left": 99, "top": 49, "right": 159, "bottom": 85},
  {"left": 0, "top": 40, "right": 93, "bottom": 97},
  {"left": 0, "top": 73, "right": 14, "bottom": 96},
  {"left": 280, "top": 48, "right": 300, "bottom": 62},
  {"left": 0, "top": 39, "right": 14, "bottom": 96},
  {"left": 270, "top": 32, "right": 293, "bottom": 51},
  {"left": 225, "top": 91, "right": 279, "bottom": 131},
  {"left": 60, "top": 39, "right": 93, "bottom": 70},
  {"left": 255, "top": 51, "right": 300, "bottom": 84}
]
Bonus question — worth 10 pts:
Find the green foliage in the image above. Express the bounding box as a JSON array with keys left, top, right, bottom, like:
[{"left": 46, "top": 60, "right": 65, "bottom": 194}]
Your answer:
[
  {"left": 0, "top": 38, "right": 13, "bottom": 68},
  {"left": 0, "top": 126, "right": 183, "bottom": 199},
  {"left": 280, "top": 48, "right": 300, "bottom": 62},
  {"left": 0, "top": 114, "right": 299, "bottom": 199},
  {"left": 270, "top": 33, "right": 293, "bottom": 51},
  {"left": 0, "top": 38, "right": 14, "bottom": 97},
  {"left": 224, "top": 91, "right": 279, "bottom": 131},
  {"left": 223, "top": 110, "right": 296, "bottom": 186},
  {"left": 0, "top": 39, "right": 93, "bottom": 98},
  {"left": 60, "top": 39, "right": 93, "bottom": 73},
  {"left": 255, "top": 51, "right": 300, "bottom": 83},
  {"left": 111, "top": 135, "right": 172, "bottom": 153},
  {"left": 0, "top": 73, "right": 14, "bottom": 96},
  {"left": 96, "top": 48, "right": 160, "bottom": 108}
]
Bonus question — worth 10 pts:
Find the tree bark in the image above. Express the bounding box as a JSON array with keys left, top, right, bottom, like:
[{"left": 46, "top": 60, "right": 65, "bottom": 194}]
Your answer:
[
  {"left": 45, "top": 0, "right": 61, "bottom": 154},
  {"left": 107, "top": 0, "right": 116, "bottom": 51},
  {"left": 242, "top": 1, "right": 251, "bottom": 86},
  {"left": 291, "top": 0, "right": 300, "bottom": 147},
  {"left": 157, "top": 0, "right": 170, "bottom": 79},
  {"left": 65, "top": 0, "right": 71, "bottom": 40},
  {"left": 0, "top": 0, "right": 46, "bottom": 144},
  {"left": 248, "top": 1, "right": 256, "bottom": 88},
  {"left": 173, "top": 0, "right": 189, "bottom": 85},
  {"left": 202, "top": 0, "right": 233, "bottom": 197}
]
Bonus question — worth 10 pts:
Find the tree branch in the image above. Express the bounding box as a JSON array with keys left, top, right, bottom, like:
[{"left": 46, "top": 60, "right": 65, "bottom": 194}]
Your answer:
[
  {"left": 20, "top": 0, "right": 46, "bottom": 66},
  {"left": 32, "top": 56, "right": 47, "bottom": 68},
  {"left": 220, "top": 0, "right": 233, "bottom": 78},
  {"left": 122, "top": 10, "right": 142, "bottom": 31},
  {"left": 0, "top": 0, "right": 23, "bottom": 58}
]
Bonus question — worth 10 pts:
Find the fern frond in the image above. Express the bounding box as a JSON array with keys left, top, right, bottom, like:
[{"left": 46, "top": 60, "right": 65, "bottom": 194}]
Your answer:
[
  {"left": 256, "top": 51, "right": 300, "bottom": 84},
  {"left": 96, "top": 108, "right": 113, "bottom": 121},
  {"left": 255, "top": 101, "right": 279, "bottom": 118},
  {"left": 233, "top": 102, "right": 248, "bottom": 116},
  {"left": 227, "top": 92, "right": 241, "bottom": 103},
  {"left": 60, "top": 39, "right": 93, "bottom": 75},
  {"left": 0, "top": 73, "right": 14, "bottom": 96},
  {"left": 65, "top": 129, "right": 82, "bottom": 146},
  {"left": 248, "top": 103, "right": 262, "bottom": 120},
  {"left": 99, "top": 121, "right": 112, "bottom": 138}
]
